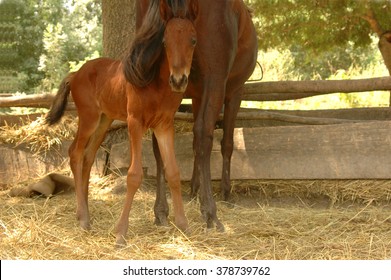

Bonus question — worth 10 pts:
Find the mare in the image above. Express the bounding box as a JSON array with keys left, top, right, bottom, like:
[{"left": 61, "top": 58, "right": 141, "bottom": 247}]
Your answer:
[
  {"left": 124, "top": 0, "right": 258, "bottom": 231},
  {"left": 45, "top": 0, "right": 198, "bottom": 245}
]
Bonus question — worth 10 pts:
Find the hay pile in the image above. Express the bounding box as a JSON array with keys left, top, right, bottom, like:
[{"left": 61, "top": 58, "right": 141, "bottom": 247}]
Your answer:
[
  {"left": 1, "top": 176, "right": 391, "bottom": 260},
  {"left": 1, "top": 116, "right": 390, "bottom": 259},
  {"left": 0, "top": 115, "right": 77, "bottom": 154}
]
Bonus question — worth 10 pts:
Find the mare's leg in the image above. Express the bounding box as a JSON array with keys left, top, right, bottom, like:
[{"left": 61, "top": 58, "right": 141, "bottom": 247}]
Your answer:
[
  {"left": 68, "top": 112, "right": 100, "bottom": 230},
  {"left": 152, "top": 132, "right": 169, "bottom": 226},
  {"left": 189, "top": 3, "right": 239, "bottom": 230},
  {"left": 154, "top": 125, "right": 188, "bottom": 231},
  {"left": 220, "top": 86, "right": 243, "bottom": 201},
  {"left": 190, "top": 98, "right": 201, "bottom": 198},
  {"left": 192, "top": 82, "right": 225, "bottom": 231},
  {"left": 115, "top": 119, "right": 144, "bottom": 246}
]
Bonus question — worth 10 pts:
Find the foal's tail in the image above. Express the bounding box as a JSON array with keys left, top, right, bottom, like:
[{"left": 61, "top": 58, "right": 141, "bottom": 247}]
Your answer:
[{"left": 45, "top": 73, "right": 73, "bottom": 126}]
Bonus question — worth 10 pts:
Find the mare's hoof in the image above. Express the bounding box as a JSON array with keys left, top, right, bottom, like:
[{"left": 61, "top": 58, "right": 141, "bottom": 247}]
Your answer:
[
  {"left": 154, "top": 216, "right": 169, "bottom": 227},
  {"left": 205, "top": 216, "right": 225, "bottom": 232},
  {"left": 221, "top": 191, "right": 231, "bottom": 202},
  {"left": 216, "top": 221, "right": 225, "bottom": 232}
]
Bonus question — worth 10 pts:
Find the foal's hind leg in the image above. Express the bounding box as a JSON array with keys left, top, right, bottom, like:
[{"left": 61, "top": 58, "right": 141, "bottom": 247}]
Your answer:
[
  {"left": 81, "top": 114, "right": 113, "bottom": 187},
  {"left": 69, "top": 113, "right": 111, "bottom": 230},
  {"left": 152, "top": 133, "right": 169, "bottom": 226},
  {"left": 69, "top": 116, "right": 99, "bottom": 230},
  {"left": 154, "top": 125, "right": 188, "bottom": 232}
]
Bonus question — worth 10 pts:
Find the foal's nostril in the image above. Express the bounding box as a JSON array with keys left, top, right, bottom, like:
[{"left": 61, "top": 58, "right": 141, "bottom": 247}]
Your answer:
[
  {"left": 181, "top": 75, "right": 188, "bottom": 85},
  {"left": 169, "top": 75, "right": 174, "bottom": 86},
  {"left": 169, "top": 74, "right": 188, "bottom": 88}
]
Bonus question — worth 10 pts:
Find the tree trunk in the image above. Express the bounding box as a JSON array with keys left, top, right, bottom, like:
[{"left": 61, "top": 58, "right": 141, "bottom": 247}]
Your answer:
[
  {"left": 378, "top": 31, "right": 391, "bottom": 105},
  {"left": 361, "top": 6, "right": 384, "bottom": 36},
  {"left": 102, "top": 0, "right": 136, "bottom": 59},
  {"left": 379, "top": 31, "right": 391, "bottom": 75},
  {"left": 361, "top": 5, "right": 391, "bottom": 105}
]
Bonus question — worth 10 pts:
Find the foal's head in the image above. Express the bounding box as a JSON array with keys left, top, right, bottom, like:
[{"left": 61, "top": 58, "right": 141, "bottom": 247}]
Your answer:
[{"left": 160, "top": 0, "right": 198, "bottom": 93}]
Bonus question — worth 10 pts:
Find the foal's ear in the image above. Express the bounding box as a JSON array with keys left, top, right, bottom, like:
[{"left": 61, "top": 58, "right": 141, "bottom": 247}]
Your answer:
[
  {"left": 160, "top": 0, "right": 173, "bottom": 22},
  {"left": 187, "top": 0, "right": 199, "bottom": 21}
]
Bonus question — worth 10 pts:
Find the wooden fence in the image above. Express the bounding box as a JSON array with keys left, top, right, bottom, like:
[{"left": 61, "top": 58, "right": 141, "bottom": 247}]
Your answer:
[
  {"left": 2, "top": 76, "right": 391, "bottom": 181},
  {"left": 2, "top": 76, "right": 391, "bottom": 104},
  {"left": 1, "top": 76, "right": 391, "bottom": 125}
]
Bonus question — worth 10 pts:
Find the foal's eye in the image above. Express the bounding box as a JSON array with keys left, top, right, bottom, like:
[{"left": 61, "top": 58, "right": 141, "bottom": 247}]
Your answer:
[{"left": 191, "top": 37, "right": 197, "bottom": 47}]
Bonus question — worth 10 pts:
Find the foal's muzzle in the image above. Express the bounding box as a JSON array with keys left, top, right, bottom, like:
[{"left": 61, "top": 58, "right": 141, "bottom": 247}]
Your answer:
[{"left": 169, "top": 74, "right": 188, "bottom": 93}]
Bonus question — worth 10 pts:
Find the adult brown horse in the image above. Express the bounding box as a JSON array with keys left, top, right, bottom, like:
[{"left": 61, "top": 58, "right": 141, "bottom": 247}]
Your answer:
[
  {"left": 46, "top": 0, "right": 198, "bottom": 245},
  {"left": 124, "top": 0, "right": 258, "bottom": 231}
]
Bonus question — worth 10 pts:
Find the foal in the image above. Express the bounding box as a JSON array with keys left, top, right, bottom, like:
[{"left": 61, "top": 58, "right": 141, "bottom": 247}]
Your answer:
[
  {"left": 129, "top": 0, "right": 258, "bottom": 231},
  {"left": 46, "top": 0, "right": 197, "bottom": 245}
]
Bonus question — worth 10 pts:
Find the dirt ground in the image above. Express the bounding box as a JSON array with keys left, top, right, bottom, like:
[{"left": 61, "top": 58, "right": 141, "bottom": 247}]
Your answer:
[{"left": 1, "top": 176, "right": 391, "bottom": 260}]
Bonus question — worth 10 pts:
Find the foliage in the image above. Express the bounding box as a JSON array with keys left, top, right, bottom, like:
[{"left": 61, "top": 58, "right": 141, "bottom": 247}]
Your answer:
[
  {"left": 250, "top": 0, "right": 391, "bottom": 78},
  {"left": 1, "top": 0, "right": 391, "bottom": 95},
  {"left": 38, "top": 0, "right": 102, "bottom": 93},
  {"left": 0, "top": 0, "right": 65, "bottom": 92},
  {"left": 243, "top": 47, "right": 390, "bottom": 111},
  {"left": 0, "top": 0, "right": 101, "bottom": 93},
  {"left": 243, "top": 0, "right": 391, "bottom": 110}
]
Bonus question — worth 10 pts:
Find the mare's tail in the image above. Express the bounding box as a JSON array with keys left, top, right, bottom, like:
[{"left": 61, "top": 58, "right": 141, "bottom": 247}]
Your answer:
[{"left": 45, "top": 73, "right": 73, "bottom": 126}]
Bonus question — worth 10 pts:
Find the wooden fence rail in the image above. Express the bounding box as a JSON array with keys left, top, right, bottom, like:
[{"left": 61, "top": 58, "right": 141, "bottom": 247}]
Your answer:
[
  {"left": 0, "top": 93, "right": 76, "bottom": 110},
  {"left": 1, "top": 76, "right": 391, "bottom": 107},
  {"left": 243, "top": 76, "right": 391, "bottom": 101}
]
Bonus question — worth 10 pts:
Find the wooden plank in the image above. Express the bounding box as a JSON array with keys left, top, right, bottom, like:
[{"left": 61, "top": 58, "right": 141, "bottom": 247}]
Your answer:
[
  {"left": 0, "top": 93, "right": 54, "bottom": 108},
  {"left": 224, "top": 121, "right": 391, "bottom": 179},
  {"left": 0, "top": 142, "right": 106, "bottom": 186},
  {"left": 248, "top": 107, "right": 391, "bottom": 121},
  {"left": 176, "top": 111, "right": 369, "bottom": 125},
  {"left": 242, "top": 76, "right": 391, "bottom": 101},
  {"left": 1, "top": 107, "right": 389, "bottom": 127},
  {"left": 4, "top": 119, "right": 390, "bottom": 183},
  {"left": 0, "top": 93, "right": 76, "bottom": 109},
  {"left": 110, "top": 121, "right": 391, "bottom": 180},
  {"left": 0, "top": 113, "right": 43, "bottom": 126},
  {"left": 102, "top": 107, "right": 391, "bottom": 130},
  {"left": 235, "top": 107, "right": 391, "bottom": 127}
]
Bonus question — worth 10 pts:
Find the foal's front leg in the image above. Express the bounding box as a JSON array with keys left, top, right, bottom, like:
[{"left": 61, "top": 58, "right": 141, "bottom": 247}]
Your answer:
[{"left": 115, "top": 121, "right": 144, "bottom": 246}]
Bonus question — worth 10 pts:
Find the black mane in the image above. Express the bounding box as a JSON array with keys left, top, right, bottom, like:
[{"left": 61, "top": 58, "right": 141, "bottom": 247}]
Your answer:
[
  {"left": 166, "top": 0, "right": 188, "bottom": 18},
  {"left": 123, "top": 0, "right": 188, "bottom": 88}
]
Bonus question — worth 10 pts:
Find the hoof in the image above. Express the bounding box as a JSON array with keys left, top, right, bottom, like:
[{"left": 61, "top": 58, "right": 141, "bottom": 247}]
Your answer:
[
  {"left": 176, "top": 220, "right": 189, "bottom": 233},
  {"left": 205, "top": 215, "right": 225, "bottom": 232},
  {"left": 216, "top": 221, "right": 225, "bottom": 232},
  {"left": 154, "top": 216, "right": 169, "bottom": 227},
  {"left": 221, "top": 191, "right": 231, "bottom": 202},
  {"left": 115, "top": 235, "right": 127, "bottom": 248},
  {"left": 79, "top": 220, "right": 91, "bottom": 231}
]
